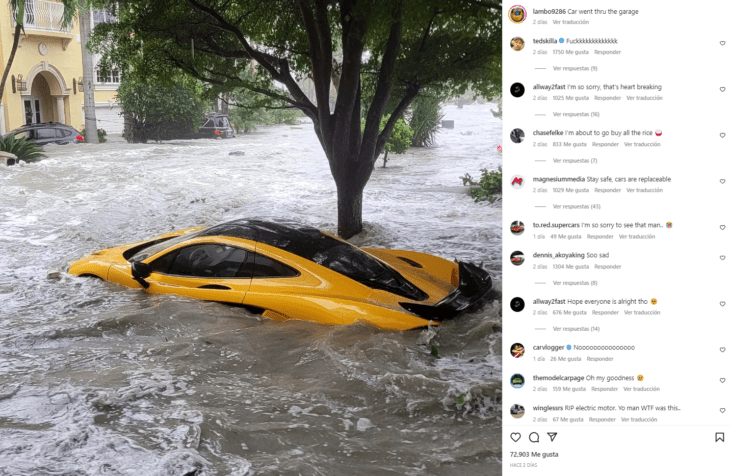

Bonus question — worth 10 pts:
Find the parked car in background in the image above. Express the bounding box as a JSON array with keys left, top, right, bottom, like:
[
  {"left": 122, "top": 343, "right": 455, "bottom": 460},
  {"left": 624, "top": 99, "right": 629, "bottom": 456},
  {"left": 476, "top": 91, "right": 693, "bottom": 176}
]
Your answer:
[
  {"left": 3, "top": 123, "right": 84, "bottom": 146},
  {"left": 191, "top": 112, "right": 235, "bottom": 139}
]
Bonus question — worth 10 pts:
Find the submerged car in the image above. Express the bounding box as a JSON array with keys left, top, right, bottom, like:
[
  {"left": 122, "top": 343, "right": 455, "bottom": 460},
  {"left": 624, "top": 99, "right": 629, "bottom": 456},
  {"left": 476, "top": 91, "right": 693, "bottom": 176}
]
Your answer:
[
  {"left": 69, "top": 219, "right": 493, "bottom": 330},
  {"left": 4, "top": 122, "right": 83, "bottom": 145},
  {"left": 191, "top": 112, "right": 234, "bottom": 139}
]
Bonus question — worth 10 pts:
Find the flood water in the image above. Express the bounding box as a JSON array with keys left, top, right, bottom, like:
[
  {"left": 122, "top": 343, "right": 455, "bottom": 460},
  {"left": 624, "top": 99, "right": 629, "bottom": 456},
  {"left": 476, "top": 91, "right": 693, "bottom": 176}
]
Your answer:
[{"left": 0, "top": 104, "right": 503, "bottom": 475}]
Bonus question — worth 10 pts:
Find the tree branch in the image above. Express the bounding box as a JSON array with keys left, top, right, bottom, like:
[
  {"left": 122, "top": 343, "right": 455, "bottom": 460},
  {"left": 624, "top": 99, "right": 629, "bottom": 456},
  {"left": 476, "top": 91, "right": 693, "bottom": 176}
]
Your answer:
[
  {"left": 466, "top": 0, "right": 502, "bottom": 9},
  {"left": 360, "top": 10, "right": 402, "bottom": 163},
  {"left": 418, "top": 8, "right": 440, "bottom": 52},
  {"left": 296, "top": 0, "right": 332, "bottom": 130},
  {"left": 186, "top": 0, "right": 282, "bottom": 80},
  {"left": 374, "top": 81, "right": 420, "bottom": 159},
  {"left": 184, "top": 0, "right": 317, "bottom": 116}
]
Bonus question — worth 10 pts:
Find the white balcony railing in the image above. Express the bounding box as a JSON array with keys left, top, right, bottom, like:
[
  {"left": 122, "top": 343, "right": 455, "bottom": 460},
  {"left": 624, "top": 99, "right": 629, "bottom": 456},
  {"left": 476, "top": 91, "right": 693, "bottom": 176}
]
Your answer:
[{"left": 14, "top": 0, "right": 73, "bottom": 34}]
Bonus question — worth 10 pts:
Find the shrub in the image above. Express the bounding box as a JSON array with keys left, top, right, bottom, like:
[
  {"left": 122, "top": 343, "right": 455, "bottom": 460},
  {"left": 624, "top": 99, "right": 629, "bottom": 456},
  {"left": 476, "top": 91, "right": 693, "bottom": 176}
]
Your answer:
[
  {"left": 0, "top": 135, "right": 44, "bottom": 162},
  {"left": 461, "top": 167, "right": 502, "bottom": 203},
  {"left": 117, "top": 79, "right": 206, "bottom": 143},
  {"left": 409, "top": 96, "right": 444, "bottom": 147},
  {"left": 362, "top": 115, "right": 413, "bottom": 167},
  {"left": 81, "top": 128, "right": 108, "bottom": 143}
]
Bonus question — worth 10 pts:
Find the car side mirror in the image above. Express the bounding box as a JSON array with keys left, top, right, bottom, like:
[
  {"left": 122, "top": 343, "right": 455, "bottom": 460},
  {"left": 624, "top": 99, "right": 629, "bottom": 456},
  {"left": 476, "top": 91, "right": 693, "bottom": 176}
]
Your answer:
[
  {"left": 132, "top": 261, "right": 152, "bottom": 279},
  {"left": 131, "top": 261, "right": 152, "bottom": 289}
]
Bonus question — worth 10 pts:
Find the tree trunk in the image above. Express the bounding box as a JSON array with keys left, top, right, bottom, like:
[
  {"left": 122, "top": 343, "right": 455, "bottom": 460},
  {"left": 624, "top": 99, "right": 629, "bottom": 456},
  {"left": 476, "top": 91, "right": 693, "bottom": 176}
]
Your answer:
[
  {"left": 0, "top": 24, "right": 22, "bottom": 109},
  {"left": 382, "top": 150, "right": 389, "bottom": 168},
  {"left": 79, "top": 2, "right": 98, "bottom": 143},
  {"left": 336, "top": 178, "right": 364, "bottom": 239},
  {"left": 220, "top": 92, "right": 229, "bottom": 114}
]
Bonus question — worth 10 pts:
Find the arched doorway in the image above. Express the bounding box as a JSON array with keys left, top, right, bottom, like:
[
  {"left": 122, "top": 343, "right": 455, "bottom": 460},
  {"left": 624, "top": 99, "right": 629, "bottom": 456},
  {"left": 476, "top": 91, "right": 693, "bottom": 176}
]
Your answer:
[{"left": 21, "top": 61, "right": 70, "bottom": 125}]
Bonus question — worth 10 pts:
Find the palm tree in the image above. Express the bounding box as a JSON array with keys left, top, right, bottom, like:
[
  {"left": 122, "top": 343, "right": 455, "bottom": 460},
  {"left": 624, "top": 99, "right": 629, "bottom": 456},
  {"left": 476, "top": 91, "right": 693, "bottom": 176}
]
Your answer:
[{"left": 0, "top": 0, "right": 77, "bottom": 112}]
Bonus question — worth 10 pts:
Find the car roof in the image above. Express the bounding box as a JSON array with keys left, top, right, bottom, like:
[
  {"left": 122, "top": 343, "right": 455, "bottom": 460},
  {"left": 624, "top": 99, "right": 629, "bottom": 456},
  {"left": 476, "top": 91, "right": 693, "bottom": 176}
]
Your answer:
[
  {"left": 199, "top": 219, "right": 338, "bottom": 260},
  {"left": 9, "top": 122, "right": 78, "bottom": 132}
]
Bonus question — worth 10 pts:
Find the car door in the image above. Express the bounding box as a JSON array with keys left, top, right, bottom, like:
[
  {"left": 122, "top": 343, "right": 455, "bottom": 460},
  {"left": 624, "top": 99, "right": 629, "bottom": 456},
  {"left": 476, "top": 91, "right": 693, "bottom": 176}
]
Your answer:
[
  {"left": 240, "top": 251, "right": 345, "bottom": 324},
  {"left": 144, "top": 243, "right": 252, "bottom": 304},
  {"left": 35, "top": 128, "right": 58, "bottom": 146},
  {"left": 57, "top": 128, "right": 74, "bottom": 144}
]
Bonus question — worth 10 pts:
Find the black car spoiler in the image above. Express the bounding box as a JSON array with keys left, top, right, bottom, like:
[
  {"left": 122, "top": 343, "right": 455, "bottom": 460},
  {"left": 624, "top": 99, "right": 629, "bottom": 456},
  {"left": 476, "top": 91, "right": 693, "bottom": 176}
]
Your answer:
[{"left": 399, "top": 261, "right": 493, "bottom": 321}]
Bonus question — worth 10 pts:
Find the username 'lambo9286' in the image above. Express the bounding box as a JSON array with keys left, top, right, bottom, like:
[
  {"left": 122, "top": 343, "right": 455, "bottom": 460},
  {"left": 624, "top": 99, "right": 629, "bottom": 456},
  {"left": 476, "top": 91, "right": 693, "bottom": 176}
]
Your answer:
[{"left": 69, "top": 219, "right": 493, "bottom": 331}]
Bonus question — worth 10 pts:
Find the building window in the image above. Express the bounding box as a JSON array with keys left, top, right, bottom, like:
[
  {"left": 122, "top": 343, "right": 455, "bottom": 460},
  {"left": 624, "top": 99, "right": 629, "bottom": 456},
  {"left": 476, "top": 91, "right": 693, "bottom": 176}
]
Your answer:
[
  {"left": 96, "top": 69, "right": 120, "bottom": 84},
  {"left": 92, "top": 7, "right": 120, "bottom": 85},
  {"left": 91, "top": 8, "right": 118, "bottom": 28}
]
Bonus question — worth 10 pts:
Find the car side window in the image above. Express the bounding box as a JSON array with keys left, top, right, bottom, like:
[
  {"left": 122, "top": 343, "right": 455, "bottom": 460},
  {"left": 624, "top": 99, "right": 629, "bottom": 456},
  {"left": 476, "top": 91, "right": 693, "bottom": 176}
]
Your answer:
[
  {"left": 14, "top": 131, "right": 30, "bottom": 139},
  {"left": 149, "top": 249, "right": 179, "bottom": 274},
  {"left": 61, "top": 129, "right": 72, "bottom": 137},
  {"left": 36, "top": 129, "right": 58, "bottom": 139},
  {"left": 246, "top": 252, "right": 299, "bottom": 278},
  {"left": 164, "top": 244, "right": 248, "bottom": 278}
]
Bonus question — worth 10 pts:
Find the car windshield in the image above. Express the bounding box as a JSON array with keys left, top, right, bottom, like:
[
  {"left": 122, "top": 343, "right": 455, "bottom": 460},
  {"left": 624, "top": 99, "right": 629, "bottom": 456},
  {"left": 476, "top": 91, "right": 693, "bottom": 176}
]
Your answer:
[{"left": 126, "top": 228, "right": 209, "bottom": 263}]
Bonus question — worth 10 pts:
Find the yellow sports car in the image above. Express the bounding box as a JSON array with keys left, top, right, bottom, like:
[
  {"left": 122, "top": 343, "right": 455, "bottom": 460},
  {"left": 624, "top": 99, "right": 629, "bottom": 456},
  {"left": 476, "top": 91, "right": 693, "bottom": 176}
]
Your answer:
[{"left": 69, "top": 219, "right": 493, "bottom": 330}]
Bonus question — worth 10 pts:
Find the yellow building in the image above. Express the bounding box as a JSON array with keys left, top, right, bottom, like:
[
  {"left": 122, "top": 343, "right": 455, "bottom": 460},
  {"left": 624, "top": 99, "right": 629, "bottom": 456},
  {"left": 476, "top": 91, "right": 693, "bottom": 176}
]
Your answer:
[{"left": 0, "top": 1, "right": 122, "bottom": 136}]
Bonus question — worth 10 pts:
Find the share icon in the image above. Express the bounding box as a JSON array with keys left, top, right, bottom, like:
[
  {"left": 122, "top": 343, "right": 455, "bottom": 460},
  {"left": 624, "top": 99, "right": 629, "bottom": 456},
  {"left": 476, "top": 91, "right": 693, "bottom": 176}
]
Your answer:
[{"left": 548, "top": 432, "right": 558, "bottom": 442}]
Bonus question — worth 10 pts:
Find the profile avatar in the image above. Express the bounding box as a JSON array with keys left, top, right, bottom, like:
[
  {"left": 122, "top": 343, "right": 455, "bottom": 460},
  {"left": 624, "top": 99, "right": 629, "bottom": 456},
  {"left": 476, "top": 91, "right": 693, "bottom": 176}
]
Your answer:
[
  {"left": 510, "top": 404, "right": 526, "bottom": 418},
  {"left": 510, "top": 37, "right": 525, "bottom": 51},
  {"left": 511, "top": 374, "right": 526, "bottom": 388},
  {"left": 511, "top": 343, "right": 525, "bottom": 358},
  {"left": 510, "top": 297, "right": 525, "bottom": 312},
  {"left": 509, "top": 6, "right": 526, "bottom": 24}
]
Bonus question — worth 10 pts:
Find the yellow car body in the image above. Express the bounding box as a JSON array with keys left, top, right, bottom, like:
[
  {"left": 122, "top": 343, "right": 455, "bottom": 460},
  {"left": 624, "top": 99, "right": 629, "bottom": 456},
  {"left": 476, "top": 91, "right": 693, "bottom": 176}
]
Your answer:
[{"left": 69, "top": 220, "right": 492, "bottom": 331}]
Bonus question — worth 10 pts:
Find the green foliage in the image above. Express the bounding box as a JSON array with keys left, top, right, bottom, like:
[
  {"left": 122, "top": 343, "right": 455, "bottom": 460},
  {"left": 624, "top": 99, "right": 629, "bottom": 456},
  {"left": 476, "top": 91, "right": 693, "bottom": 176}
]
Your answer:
[
  {"left": 81, "top": 128, "right": 107, "bottom": 143},
  {"left": 461, "top": 167, "right": 503, "bottom": 203},
  {"left": 116, "top": 76, "right": 206, "bottom": 143},
  {"left": 229, "top": 102, "right": 301, "bottom": 133},
  {"left": 362, "top": 114, "right": 412, "bottom": 167},
  {"left": 382, "top": 115, "right": 413, "bottom": 154},
  {"left": 88, "top": 0, "right": 501, "bottom": 129},
  {"left": 223, "top": 67, "right": 302, "bottom": 132},
  {"left": 0, "top": 135, "right": 44, "bottom": 162},
  {"left": 456, "top": 393, "right": 466, "bottom": 408},
  {"left": 409, "top": 96, "right": 444, "bottom": 147},
  {"left": 430, "top": 345, "right": 440, "bottom": 358}
]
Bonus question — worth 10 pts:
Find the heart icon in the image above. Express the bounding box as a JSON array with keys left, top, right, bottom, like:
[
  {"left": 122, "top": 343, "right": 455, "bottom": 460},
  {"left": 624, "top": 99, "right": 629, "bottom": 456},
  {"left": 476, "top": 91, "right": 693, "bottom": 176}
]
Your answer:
[
  {"left": 722, "top": 256, "right": 727, "bottom": 260},
  {"left": 722, "top": 133, "right": 727, "bottom": 138},
  {"left": 722, "top": 225, "right": 727, "bottom": 230},
  {"left": 511, "top": 432, "right": 521, "bottom": 442},
  {"left": 722, "top": 378, "right": 727, "bottom": 383},
  {"left": 722, "top": 347, "right": 727, "bottom": 352},
  {"left": 722, "top": 409, "right": 727, "bottom": 413},
  {"left": 723, "top": 87, "right": 728, "bottom": 92},
  {"left": 722, "top": 302, "right": 727, "bottom": 307},
  {"left": 722, "top": 179, "right": 727, "bottom": 184},
  {"left": 723, "top": 41, "right": 727, "bottom": 46}
]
